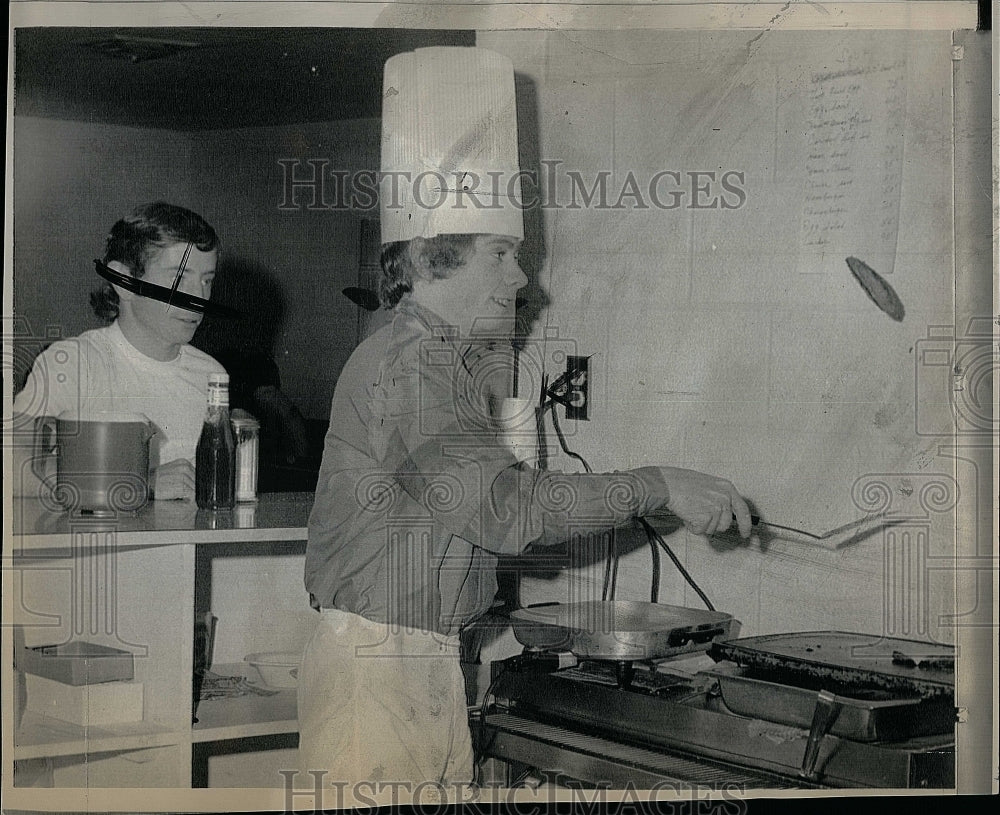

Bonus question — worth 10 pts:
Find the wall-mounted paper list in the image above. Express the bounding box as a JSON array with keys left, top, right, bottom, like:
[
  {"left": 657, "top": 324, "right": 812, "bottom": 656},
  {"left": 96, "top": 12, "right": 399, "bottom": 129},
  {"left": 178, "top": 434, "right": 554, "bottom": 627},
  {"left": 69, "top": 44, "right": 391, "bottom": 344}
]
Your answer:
[{"left": 799, "top": 52, "right": 907, "bottom": 276}]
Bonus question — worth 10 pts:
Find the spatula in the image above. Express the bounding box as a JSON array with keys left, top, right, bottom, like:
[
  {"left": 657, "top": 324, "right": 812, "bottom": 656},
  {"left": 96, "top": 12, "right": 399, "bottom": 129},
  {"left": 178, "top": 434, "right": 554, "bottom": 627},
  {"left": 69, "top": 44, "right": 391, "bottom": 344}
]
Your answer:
[{"left": 648, "top": 510, "right": 897, "bottom": 550}]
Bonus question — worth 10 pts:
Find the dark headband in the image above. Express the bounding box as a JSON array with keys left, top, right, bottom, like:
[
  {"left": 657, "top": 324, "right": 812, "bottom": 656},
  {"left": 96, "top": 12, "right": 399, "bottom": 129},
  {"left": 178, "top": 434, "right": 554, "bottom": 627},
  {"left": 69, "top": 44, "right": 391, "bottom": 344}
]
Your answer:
[{"left": 94, "top": 260, "right": 241, "bottom": 319}]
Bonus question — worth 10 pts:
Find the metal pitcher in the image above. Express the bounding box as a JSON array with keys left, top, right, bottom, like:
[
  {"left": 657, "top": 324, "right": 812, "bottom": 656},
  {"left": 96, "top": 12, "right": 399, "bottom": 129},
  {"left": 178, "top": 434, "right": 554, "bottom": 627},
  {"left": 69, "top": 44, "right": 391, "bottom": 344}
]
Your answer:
[{"left": 32, "top": 411, "right": 154, "bottom": 515}]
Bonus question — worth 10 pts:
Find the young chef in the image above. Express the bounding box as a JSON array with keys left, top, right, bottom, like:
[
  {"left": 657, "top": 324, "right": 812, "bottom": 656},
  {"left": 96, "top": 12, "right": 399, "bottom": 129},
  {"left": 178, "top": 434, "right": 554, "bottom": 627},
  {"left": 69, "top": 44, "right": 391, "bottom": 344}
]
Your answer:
[
  {"left": 11, "top": 202, "right": 225, "bottom": 500},
  {"left": 298, "top": 47, "right": 752, "bottom": 794}
]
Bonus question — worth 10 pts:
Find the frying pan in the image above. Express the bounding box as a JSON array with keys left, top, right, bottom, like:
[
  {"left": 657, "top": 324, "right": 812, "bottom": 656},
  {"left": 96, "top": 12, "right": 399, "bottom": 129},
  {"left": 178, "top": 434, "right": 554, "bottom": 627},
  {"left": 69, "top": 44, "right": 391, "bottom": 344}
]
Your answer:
[{"left": 509, "top": 600, "right": 737, "bottom": 661}]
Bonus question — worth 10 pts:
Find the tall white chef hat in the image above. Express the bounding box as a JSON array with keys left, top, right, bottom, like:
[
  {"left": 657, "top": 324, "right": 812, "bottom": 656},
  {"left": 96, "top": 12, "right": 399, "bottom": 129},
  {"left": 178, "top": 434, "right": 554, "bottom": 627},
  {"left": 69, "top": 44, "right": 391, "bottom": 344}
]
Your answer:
[{"left": 380, "top": 47, "right": 524, "bottom": 244}]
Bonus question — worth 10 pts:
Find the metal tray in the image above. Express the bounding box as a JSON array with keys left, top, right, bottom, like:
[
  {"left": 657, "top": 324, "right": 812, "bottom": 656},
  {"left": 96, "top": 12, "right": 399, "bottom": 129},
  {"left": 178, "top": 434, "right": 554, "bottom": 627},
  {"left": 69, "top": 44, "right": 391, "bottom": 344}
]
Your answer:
[
  {"left": 510, "top": 601, "right": 737, "bottom": 661},
  {"left": 709, "top": 631, "right": 954, "bottom": 699},
  {"left": 18, "top": 641, "right": 135, "bottom": 685},
  {"left": 704, "top": 665, "right": 955, "bottom": 742}
]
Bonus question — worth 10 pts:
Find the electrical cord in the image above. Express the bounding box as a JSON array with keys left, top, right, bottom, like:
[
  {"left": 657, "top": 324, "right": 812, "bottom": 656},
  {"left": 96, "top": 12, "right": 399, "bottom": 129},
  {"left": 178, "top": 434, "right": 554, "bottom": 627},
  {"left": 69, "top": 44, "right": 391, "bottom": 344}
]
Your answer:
[
  {"left": 639, "top": 516, "right": 716, "bottom": 611},
  {"left": 643, "top": 517, "right": 661, "bottom": 603},
  {"left": 472, "top": 657, "right": 518, "bottom": 778},
  {"left": 600, "top": 532, "right": 619, "bottom": 602},
  {"left": 542, "top": 398, "right": 621, "bottom": 603},
  {"left": 540, "top": 394, "right": 709, "bottom": 609},
  {"left": 601, "top": 536, "right": 614, "bottom": 602},
  {"left": 608, "top": 534, "right": 619, "bottom": 601},
  {"left": 547, "top": 402, "right": 592, "bottom": 474},
  {"left": 479, "top": 659, "right": 513, "bottom": 719}
]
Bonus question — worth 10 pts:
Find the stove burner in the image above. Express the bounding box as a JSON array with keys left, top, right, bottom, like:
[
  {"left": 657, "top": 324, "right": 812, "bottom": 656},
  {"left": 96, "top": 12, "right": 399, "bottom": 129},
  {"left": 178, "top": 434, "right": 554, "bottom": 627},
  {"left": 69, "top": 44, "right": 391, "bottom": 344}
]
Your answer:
[
  {"left": 486, "top": 644, "right": 956, "bottom": 790},
  {"left": 614, "top": 660, "right": 633, "bottom": 690},
  {"left": 562, "top": 659, "right": 697, "bottom": 698}
]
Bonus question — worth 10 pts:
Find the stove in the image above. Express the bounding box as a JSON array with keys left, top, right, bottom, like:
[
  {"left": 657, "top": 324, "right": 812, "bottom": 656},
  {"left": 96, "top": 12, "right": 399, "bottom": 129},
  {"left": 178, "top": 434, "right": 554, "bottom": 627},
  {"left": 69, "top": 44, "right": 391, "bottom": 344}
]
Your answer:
[{"left": 476, "top": 633, "right": 955, "bottom": 790}]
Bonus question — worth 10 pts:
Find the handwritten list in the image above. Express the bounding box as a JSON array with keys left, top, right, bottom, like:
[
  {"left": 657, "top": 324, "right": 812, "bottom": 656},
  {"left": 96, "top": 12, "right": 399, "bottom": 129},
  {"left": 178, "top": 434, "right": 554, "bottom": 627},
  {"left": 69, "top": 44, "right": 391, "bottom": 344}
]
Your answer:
[{"left": 799, "top": 52, "right": 907, "bottom": 276}]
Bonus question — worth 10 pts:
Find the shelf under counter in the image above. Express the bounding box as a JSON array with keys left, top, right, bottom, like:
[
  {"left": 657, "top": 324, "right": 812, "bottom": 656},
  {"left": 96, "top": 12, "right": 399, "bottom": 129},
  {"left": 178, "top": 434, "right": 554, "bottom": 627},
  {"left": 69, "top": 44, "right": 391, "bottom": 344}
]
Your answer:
[
  {"left": 191, "top": 664, "right": 297, "bottom": 743},
  {"left": 14, "top": 711, "right": 182, "bottom": 761},
  {"left": 9, "top": 491, "right": 314, "bottom": 553}
]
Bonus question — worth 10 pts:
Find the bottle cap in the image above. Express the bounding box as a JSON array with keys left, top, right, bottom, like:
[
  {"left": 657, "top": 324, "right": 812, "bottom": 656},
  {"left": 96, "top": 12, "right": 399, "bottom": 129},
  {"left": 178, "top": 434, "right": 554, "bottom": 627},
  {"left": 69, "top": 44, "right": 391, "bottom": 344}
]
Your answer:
[
  {"left": 208, "top": 372, "right": 230, "bottom": 386},
  {"left": 231, "top": 409, "right": 260, "bottom": 429}
]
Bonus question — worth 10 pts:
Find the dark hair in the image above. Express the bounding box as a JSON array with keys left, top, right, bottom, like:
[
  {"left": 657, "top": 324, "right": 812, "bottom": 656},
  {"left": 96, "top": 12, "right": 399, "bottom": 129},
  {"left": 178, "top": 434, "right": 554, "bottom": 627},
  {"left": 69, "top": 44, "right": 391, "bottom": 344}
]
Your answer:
[
  {"left": 90, "top": 202, "right": 219, "bottom": 322},
  {"left": 378, "top": 234, "right": 478, "bottom": 308}
]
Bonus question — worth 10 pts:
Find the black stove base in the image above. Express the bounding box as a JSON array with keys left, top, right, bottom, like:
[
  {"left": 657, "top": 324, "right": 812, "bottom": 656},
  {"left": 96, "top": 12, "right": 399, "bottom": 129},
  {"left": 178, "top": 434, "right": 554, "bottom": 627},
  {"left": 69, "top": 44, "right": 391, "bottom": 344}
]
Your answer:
[
  {"left": 485, "top": 659, "right": 955, "bottom": 789},
  {"left": 477, "top": 713, "right": 814, "bottom": 790}
]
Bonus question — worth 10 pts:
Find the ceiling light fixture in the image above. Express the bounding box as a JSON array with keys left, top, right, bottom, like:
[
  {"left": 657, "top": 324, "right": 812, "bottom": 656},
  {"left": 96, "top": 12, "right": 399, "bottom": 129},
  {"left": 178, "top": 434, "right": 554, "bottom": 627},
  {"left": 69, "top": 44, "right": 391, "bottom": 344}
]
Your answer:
[{"left": 79, "top": 35, "right": 202, "bottom": 64}]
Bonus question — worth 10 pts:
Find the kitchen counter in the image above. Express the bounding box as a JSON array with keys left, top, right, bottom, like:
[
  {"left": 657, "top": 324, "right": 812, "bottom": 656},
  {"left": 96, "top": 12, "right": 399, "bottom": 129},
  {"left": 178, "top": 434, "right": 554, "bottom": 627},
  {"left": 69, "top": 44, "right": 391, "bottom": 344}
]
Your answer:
[
  {"left": 8, "top": 492, "right": 316, "bottom": 790},
  {"left": 8, "top": 492, "right": 314, "bottom": 553}
]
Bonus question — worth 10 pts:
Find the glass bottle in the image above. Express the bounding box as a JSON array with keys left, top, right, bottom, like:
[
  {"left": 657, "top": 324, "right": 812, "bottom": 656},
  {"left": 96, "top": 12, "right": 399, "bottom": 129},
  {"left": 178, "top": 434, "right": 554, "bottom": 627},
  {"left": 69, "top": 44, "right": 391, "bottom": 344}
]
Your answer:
[{"left": 195, "top": 372, "right": 236, "bottom": 510}]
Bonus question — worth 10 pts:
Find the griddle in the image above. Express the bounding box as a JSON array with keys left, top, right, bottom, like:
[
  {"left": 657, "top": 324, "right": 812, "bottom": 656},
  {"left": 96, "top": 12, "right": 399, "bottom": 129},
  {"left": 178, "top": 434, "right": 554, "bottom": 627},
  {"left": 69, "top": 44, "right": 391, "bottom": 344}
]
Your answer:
[
  {"left": 703, "top": 665, "right": 955, "bottom": 743},
  {"left": 708, "top": 631, "right": 955, "bottom": 779},
  {"left": 483, "top": 652, "right": 955, "bottom": 788},
  {"left": 709, "top": 631, "right": 955, "bottom": 699}
]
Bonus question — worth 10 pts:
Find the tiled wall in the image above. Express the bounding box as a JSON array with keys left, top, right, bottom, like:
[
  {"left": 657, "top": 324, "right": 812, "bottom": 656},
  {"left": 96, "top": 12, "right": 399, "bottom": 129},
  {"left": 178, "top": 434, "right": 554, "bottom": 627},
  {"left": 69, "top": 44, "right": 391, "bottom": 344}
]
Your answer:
[{"left": 478, "top": 29, "right": 969, "bottom": 650}]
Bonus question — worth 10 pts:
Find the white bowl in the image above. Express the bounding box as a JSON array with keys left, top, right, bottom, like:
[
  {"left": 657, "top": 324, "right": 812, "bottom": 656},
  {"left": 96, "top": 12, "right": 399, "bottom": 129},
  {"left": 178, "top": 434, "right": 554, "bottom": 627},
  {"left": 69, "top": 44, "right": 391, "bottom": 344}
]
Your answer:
[{"left": 245, "top": 651, "right": 300, "bottom": 689}]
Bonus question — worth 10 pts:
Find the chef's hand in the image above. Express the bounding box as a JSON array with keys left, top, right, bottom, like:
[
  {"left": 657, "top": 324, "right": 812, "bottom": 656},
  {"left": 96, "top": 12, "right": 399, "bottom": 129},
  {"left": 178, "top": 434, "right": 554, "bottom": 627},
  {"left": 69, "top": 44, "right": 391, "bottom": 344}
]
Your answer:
[
  {"left": 657, "top": 467, "right": 752, "bottom": 538},
  {"left": 150, "top": 459, "right": 196, "bottom": 500}
]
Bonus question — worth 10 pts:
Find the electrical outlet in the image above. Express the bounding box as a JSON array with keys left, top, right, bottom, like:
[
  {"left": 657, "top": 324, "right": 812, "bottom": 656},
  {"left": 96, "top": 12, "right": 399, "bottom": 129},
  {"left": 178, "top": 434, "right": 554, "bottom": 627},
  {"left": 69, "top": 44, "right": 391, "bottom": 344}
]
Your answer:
[{"left": 565, "top": 355, "right": 589, "bottom": 420}]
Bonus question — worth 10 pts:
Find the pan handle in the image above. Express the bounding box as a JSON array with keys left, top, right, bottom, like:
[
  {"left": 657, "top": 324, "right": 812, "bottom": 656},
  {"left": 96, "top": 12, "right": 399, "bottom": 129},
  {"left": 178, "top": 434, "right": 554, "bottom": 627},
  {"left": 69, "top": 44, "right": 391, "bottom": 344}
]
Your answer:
[
  {"left": 800, "top": 690, "right": 841, "bottom": 780},
  {"left": 668, "top": 626, "right": 728, "bottom": 648}
]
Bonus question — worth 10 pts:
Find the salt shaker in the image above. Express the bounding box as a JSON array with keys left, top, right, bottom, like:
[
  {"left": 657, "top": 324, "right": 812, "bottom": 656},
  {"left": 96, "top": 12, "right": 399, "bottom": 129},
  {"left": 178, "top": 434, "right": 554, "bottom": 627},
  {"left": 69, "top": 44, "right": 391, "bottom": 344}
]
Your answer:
[{"left": 230, "top": 410, "right": 260, "bottom": 503}]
